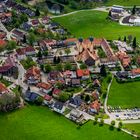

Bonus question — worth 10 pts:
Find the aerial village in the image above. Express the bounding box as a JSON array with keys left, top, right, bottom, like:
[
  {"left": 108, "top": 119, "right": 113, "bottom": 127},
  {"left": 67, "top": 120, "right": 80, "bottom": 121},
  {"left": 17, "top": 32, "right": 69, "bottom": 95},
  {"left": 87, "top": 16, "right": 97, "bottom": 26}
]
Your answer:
[{"left": 1, "top": 0, "right": 140, "bottom": 126}]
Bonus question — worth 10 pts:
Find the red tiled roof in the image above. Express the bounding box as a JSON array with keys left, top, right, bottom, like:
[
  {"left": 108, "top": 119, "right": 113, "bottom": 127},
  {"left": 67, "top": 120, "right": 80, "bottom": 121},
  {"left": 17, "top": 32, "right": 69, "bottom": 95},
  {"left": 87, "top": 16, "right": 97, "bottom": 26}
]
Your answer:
[
  {"left": 77, "top": 69, "right": 90, "bottom": 77},
  {"left": 16, "top": 46, "right": 35, "bottom": 55},
  {"left": 90, "top": 100, "right": 100, "bottom": 112},
  {"left": 52, "top": 88, "right": 61, "bottom": 95},
  {"left": 131, "top": 68, "right": 140, "bottom": 75},
  {"left": 37, "top": 82, "right": 52, "bottom": 90},
  {"left": 0, "top": 39, "right": 7, "bottom": 46},
  {"left": 44, "top": 94, "right": 52, "bottom": 101},
  {"left": 0, "top": 83, "right": 8, "bottom": 93},
  {"left": 26, "top": 66, "right": 40, "bottom": 80}
]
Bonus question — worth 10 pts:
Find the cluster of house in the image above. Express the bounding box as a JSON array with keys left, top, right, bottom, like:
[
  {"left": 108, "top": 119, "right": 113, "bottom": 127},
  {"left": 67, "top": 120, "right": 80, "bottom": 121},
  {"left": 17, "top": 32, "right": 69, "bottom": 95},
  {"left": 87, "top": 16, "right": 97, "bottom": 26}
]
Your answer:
[
  {"left": 0, "top": 53, "right": 17, "bottom": 76},
  {"left": 23, "top": 65, "right": 101, "bottom": 123},
  {"left": 116, "top": 68, "right": 140, "bottom": 80},
  {"left": 109, "top": 5, "right": 140, "bottom": 26},
  {"left": 5, "top": 0, "right": 35, "bottom": 17}
]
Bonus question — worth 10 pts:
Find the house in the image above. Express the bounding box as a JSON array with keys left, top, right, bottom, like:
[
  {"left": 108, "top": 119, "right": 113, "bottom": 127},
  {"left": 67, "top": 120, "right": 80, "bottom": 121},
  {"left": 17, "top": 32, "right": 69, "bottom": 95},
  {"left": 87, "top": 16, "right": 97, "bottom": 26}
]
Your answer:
[
  {"left": 116, "top": 51, "right": 131, "bottom": 68},
  {"left": 111, "top": 5, "right": 124, "bottom": 13},
  {"left": 64, "top": 38, "right": 77, "bottom": 46},
  {"left": 52, "top": 88, "right": 61, "bottom": 98},
  {"left": 92, "top": 90, "right": 99, "bottom": 100},
  {"left": 129, "top": 68, "right": 140, "bottom": 79},
  {"left": 21, "top": 22, "right": 31, "bottom": 31},
  {"left": 88, "top": 100, "right": 101, "bottom": 114},
  {"left": 93, "top": 79, "right": 100, "bottom": 87},
  {"left": 48, "top": 22, "right": 59, "bottom": 29},
  {"left": 25, "top": 66, "right": 41, "bottom": 85},
  {"left": 0, "top": 54, "right": 17, "bottom": 76},
  {"left": 0, "top": 39, "right": 7, "bottom": 47},
  {"left": 134, "top": 19, "right": 140, "bottom": 26},
  {"left": 69, "top": 95, "right": 83, "bottom": 108},
  {"left": 25, "top": 91, "right": 39, "bottom": 102},
  {"left": 116, "top": 71, "right": 129, "bottom": 79},
  {"left": 71, "top": 78, "right": 81, "bottom": 86},
  {"left": 48, "top": 71, "right": 63, "bottom": 81},
  {"left": 53, "top": 101, "right": 64, "bottom": 114},
  {"left": 41, "top": 16, "right": 50, "bottom": 24},
  {"left": 11, "top": 29, "right": 26, "bottom": 41},
  {"left": 69, "top": 109, "right": 84, "bottom": 123},
  {"left": 30, "top": 19, "right": 40, "bottom": 27},
  {"left": 43, "top": 94, "right": 52, "bottom": 105},
  {"left": 39, "top": 39, "right": 57, "bottom": 50},
  {"left": 0, "top": 83, "right": 9, "bottom": 95},
  {"left": 16, "top": 46, "right": 36, "bottom": 60},
  {"left": 37, "top": 82, "right": 52, "bottom": 94},
  {"left": 76, "top": 69, "right": 90, "bottom": 79},
  {"left": 0, "top": 30, "right": 6, "bottom": 39}
]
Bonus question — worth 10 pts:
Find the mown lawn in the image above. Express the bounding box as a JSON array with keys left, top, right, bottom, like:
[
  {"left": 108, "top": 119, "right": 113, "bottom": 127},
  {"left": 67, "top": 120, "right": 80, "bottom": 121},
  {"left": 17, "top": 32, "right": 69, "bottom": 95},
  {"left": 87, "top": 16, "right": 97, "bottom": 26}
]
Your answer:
[
  {"left": 108, "top": 78, "right": 140, "bottom": 108},
  {"left": 124, "top": 124, "right": 140, "bottom": 136},
  {"left": 54, "top": 11, "right": 140, "bottom": 42},
  {"left": 105, "top": 0, "right": 140, "bottom": 6},
  {"left": 0, "top": 105, "right": 136, "bottom": 140}
]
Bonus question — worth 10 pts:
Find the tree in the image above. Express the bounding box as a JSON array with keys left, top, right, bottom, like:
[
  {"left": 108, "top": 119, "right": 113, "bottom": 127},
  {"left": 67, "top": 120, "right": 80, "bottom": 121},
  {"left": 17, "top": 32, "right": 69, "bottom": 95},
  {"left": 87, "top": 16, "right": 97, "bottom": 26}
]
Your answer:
[
  {"left": 44, "top": 64, "right": 52, "bottom": 73},
  {"left": 37, "top": 50, "right": 42, "bottom": 58},
  {"left": 80, "top": 63, "right": 87, "bottom": 69},
  {"left": 53, "top": 56, "right": 57, "bottom": 64},
  {"left": 118, "top": 121, "right": 123, "bottom": 131},
  {"left": 132, "top": 5, "right": 136, "bottom": 15},
  {"left": 99, "top": 119, "right": 104, "bottom": 126},
  {"left": 127, "top": 35, "right": 133, "bottom": 43},
  {"left": 65, "top": 48, "right": 71, "bottom": 56},
  {"left": 59, "top": 92, "right": 70, "bottom": 102},
  {"left": 85, "top": 94, "right": 90, "bottom": 102},
  {"left": 6, "top": 40, "right": 16, "bottom": 50},
  {"left": 64, "top": 62, "right": 72, "bottom": 70},
  {"left": 123, "top": 36, "right": 127, "bottom": 42},
  {"left": 118, "top": 36, "right": 121, "bottom": 41},
  {"left": 23, "top": 35, "right": 26, "bottom": 43},
  {"left": 111, "top": 120, "right": 115, "bottom": 126},
  {"left": 34, "top": 96, "right": 43, "bottom": 105},
  {"left": 132, "top": 37, "right": 137, "bottom": 49},
  {"left": 40, "top": 64, "right": 44, "bottom": 71},
  {"left": 35, "top": 8, "right": 40, "bottom": 16},
  {"left": 93, "top": 116, "right": 98, "bottom": 125},
  {"left": 28, "top": 33, "right": 35, "bottom": 46},
  {"left": 56, "top": 63, "right": 63, "bottom": 71},
  {"left": 108, "top": 10, "right": 112, "bottom": 17},
  {"left": 100, "top": 65, "right": 107, "bottom": 77}
]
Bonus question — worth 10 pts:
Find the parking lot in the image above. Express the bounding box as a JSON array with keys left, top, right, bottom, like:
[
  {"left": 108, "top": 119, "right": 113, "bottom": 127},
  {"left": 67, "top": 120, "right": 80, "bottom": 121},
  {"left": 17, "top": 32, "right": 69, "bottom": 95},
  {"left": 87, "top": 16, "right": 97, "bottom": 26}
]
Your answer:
[{"left": 108, "top": 106, "right": 140, "bottom": 120}]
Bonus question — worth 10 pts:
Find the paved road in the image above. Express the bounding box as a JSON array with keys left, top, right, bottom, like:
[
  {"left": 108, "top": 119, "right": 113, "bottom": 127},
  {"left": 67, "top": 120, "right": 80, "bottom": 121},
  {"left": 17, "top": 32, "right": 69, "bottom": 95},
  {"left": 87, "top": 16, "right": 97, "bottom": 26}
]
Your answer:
[{"left": 51, "top": 7, "right": 109, "bottom": 18}]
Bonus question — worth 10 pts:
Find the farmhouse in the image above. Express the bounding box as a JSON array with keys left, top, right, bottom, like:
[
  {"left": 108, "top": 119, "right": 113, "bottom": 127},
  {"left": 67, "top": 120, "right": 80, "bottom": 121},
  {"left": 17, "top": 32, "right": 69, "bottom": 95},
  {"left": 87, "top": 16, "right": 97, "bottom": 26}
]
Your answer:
[
  {"left": 37, "top": 82, "right": 52, "bottom": 94},
  {"left": 129, "top": 68, "right": 140, "bottom": 79},
  {"left": 111, "top": 5, "right": 124, "bottom": 13},
  {"left": 25, "top": 66, "right": 41, "bottom": 85},
  {"left": 116, "top": 51, "right": 131, "bottom": 68},
  {"left": 16, "top": 46, "right": 36, "bottom": 60}
]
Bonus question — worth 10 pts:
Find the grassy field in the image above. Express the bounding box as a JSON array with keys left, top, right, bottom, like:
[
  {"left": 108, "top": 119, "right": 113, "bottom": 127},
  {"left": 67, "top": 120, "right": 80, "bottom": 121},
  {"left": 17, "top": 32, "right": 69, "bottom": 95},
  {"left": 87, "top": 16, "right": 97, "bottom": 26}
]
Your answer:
[
  {"left": 106, "top": 0, "right": 140, "bottom": 6},
  {"left": 54, "top": 11, "right": 140, "bottom": 42},
  {"left": 124, "top": 124, "right": 140, "bottom": 136},
  {"left": 108, "top": 78, "right": 140, "bottom": 108},
  {"left": 0, "top": 105, "right": 136, "bottom": 140}
]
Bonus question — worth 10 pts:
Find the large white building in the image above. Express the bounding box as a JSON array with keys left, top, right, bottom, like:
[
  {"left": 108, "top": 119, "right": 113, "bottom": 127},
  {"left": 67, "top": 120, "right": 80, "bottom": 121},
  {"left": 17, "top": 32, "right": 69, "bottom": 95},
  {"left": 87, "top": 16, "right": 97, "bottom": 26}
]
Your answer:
[{"left": 134, "top": 19, "right": 140, "bottom": 26}]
